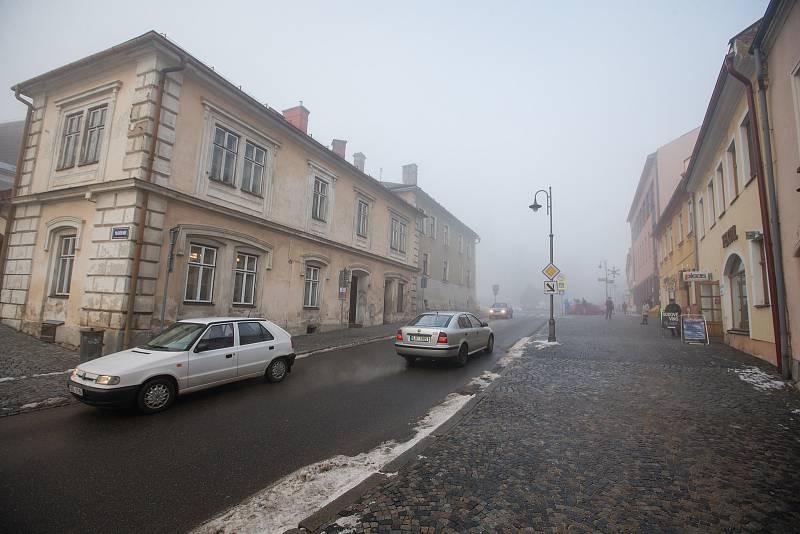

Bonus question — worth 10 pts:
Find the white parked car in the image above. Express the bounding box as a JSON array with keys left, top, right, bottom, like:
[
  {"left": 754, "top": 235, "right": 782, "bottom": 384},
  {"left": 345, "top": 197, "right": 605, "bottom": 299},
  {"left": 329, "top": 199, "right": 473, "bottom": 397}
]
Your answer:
[{"left": 68, "top": 317, "right": 295, "bottom": 414}]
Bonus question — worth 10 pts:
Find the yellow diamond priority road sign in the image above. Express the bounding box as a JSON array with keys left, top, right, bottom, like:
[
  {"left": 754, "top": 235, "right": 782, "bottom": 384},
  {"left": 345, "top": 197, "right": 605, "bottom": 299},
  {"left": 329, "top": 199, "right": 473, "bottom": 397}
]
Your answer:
[{"left": 542, "top": 263, "right": 560, "bottom": 280}]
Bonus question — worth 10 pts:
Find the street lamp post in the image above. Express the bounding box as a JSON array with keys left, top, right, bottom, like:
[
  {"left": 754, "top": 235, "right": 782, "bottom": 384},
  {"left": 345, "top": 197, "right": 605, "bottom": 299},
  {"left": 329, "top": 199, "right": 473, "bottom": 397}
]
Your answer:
[{"left": 530, "top": 187, "right": 556, "bottom": 342}]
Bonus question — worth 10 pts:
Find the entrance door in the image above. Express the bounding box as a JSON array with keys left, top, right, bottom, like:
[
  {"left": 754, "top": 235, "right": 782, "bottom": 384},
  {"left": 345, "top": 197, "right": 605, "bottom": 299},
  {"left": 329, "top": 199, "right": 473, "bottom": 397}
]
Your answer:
[
  {"left": 348, "top": 274, "right": 359, "bottom": 326},
  {"left": 696, "top": 282, "right": 722, "bottom": 340}
]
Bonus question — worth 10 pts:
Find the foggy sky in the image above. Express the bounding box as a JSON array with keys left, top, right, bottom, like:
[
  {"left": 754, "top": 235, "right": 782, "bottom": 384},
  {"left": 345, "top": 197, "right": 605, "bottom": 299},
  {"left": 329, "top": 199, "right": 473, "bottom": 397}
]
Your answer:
[{"left": 0, "top": 0, "right": 768, "bottom": 306}]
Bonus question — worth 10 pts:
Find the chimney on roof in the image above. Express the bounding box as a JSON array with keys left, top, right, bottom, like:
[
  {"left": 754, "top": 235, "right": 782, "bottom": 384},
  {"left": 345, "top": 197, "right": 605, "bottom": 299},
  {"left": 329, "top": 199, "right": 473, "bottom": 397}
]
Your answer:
[
  {"left": 331, "top": 139, "right": 347, "bottom": 158},
  {"left": 402, "top": 163, "right": 418, "bottom": 186},
  {"left": 282, "top": 104, "right": 310, "bottom": 134},
  {"left": 353, "top": 152, "right": 366, "bottom": 172}
]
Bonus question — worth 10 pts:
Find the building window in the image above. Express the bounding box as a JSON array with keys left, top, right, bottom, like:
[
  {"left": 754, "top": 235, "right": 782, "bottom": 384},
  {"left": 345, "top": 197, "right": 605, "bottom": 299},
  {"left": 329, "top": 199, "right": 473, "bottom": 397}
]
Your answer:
[
  {"left": 210, "top": 126, "right": 239, "bottom": 185},
  {"left": 466, "top": 269, "right": 471, "bottom": 287},
  {"left": 312, "top": 177, "right": 329, "bottom": 222},
  {"left": 57, "top": 113, "right": 83, "bottom": 170},
  {"left": 729, "top": 256, "right": 749, "bottom": 331},
  {"left": 428, "top": 216, "right": 437, "bottom": 239},
  {"left": 442, "top": 259, "right": 449, "bottom": 282},
  {"left": 739, "top": 114, "right": 754, "bottom": 186},
  {"left": 241, "top": 141, "right": 266, "bottom": 195},
  {"left": 716, "top": 163, "right": 726, "bottom": 211},
  {"left": 233, "top": 253, "right": 257, "bottom": 305},
  {"left": 390, "top": 218, "right": 406, "bottom": 253},
  {"left": 185, "top": 244, "right": 217, "bottom": 302},
  {"left": 396, "top": 283, "right": 405, "bottom": 313},
  {"left": 443, "top": 225, "right": 450, "bottom": 246},
  {"left": 52, "top": 235, "right": 76, "bottom": 296},
  {"left": 687, "top": 200, "right": 694, "bottom": 234},
  {"left": 698, "top": 282, "right": 722, "bottom": 323},
  {"left": 727, "top": 140, "right": 739, "bottom": 199},
  {"left": 707, "top": 180, "right": 716, "bottom": 222},
  {"left": 422, "top": 253, "right": 429, "bottom": 276},
  {"left": 458, "top": 234, "right": 464, "bottom": 254},
  {"left": 698, "top": 198, "right": 705, "bottom": 237},
  {"left": 356, "top": 200, "right": 369, "bottom": 238},
  {"left": 678, "top": 212, "right": 684, "bottom": 243},
  {"left": 80, "top": 106, "right": 107, "bottom": 165},
  {"left": 667, "top": 224, "right": 673, "bottom": 253},
  {"left": 303, "top": 265, "right": 320, "bottom": 308},
  {"left": 467, "top": 242, "right": 472, "bottom": 259}
]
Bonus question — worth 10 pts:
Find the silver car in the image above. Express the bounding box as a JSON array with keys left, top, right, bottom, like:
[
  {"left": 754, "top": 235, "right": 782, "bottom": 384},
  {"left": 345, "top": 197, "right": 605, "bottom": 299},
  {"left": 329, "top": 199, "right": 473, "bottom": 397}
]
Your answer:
[{"left": 394, "top": 311, "right": 494, "bottom": 367}]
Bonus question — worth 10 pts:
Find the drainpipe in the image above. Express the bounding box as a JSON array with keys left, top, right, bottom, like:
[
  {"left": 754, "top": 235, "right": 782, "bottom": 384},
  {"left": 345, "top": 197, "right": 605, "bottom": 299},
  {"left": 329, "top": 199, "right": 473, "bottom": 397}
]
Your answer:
[
  {"left": 754, "top": 47, "right": 791, "bottom": 379},
  {"left": 122, "top": 58, "right": 186, "bottom": 349},
  {"left": 158, "top": 226, "right": 179, "bottom": 332},
  {"left": 0, "top": 88, "right": 34, "bottom": 294},
  {"left": 724, "top": 54, "right": 783, "bottom": 375}
]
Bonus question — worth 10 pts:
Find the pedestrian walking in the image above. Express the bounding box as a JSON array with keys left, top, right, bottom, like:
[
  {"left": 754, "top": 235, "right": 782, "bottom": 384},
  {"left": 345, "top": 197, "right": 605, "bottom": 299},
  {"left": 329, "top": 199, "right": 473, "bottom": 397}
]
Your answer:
[
  {"left": 605, "top": 297, "right": 614, "bottom": 320},
  {"left": 664, "top": 298, "right": 682, "bottom": 337},
  {"left": 621, "top": 302, "right": 628, "bottom": 315},
  {"left": 640, "top": 300, "right": 650, "bottom": 325}
]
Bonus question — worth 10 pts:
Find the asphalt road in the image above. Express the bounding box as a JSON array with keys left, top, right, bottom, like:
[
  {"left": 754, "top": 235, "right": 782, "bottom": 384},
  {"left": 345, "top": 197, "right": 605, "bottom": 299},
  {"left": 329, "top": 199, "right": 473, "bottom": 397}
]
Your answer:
[{"left": 0, "top": 313, "right": 544, "bottom": 533}]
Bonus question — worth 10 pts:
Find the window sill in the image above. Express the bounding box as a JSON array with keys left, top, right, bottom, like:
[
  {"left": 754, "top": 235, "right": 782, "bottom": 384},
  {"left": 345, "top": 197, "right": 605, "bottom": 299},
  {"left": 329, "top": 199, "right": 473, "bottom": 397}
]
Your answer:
[
  {"left": 208, "top": 176, "right": 236, "bottom": 188},
  {"left": 303, "top": 306, "right": 320, "bottom": 310},
  {"left": 241, "top": 189, "right": 265, "bottom": 199},
  {"left": 718, "top": 210, "right": 726, "bottom": 220},
  {"left": 727, "top": 328, "right": 750, "bottom": 336},
  {"left": 232, "top": 303, "right": 256, "bottom": 308},
  {"left": 49, "top": 294, "right": 70, "bottom": 299},
  {"left": 745, "top": 175, "right": 756, "bottom": 187},
  {"left": 754, "top": 303, "right": 771, "bottom": 309},
  {"left": 729, "top": 194, "right": 740, "bottom": 206},
  {"left": 77, "top": 160, "right": 100, "bottom": 168},
  {"left": 709, "top": 222, "right": 717, "bottom": 230},
  {"left": 183, "top": 301, "right": 215, "bottom": 306}
]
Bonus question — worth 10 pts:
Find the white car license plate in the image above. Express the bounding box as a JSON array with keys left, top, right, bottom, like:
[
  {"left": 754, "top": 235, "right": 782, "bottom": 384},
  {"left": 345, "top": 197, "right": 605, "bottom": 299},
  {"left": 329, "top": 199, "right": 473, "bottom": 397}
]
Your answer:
[
  {"left": 409, "top": 335, "right": 430, "bottom": 342},
  {"left": 69, "top": 384, "right": 83, "bottom": 396}
]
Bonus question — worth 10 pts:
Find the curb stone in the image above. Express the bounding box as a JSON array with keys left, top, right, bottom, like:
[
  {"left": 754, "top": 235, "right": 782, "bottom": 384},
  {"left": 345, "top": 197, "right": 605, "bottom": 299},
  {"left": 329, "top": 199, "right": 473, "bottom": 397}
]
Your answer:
[{"left": 295, "top": 323, "right": 546, "bottom": 533}]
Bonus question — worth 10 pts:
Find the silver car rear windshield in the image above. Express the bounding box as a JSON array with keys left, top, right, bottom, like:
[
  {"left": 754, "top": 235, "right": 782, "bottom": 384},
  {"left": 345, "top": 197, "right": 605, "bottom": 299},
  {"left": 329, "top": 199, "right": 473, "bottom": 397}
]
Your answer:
[
  {"left": 143, "top": 322, "right": 205, "bottom": 352},
  {"left": 408, "top": 314, "right": 453, "bottom": 328}
]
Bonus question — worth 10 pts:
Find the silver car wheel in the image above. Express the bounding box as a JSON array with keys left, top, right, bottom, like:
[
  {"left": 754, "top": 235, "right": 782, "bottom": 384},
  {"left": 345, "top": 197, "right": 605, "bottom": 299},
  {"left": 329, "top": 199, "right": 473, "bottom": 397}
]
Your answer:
[
  {"left": 143, "top": 383, "right": 170, "bottom": 410},
  {"left": 267, "top": 358, "right": 287, "bottom": 383}
]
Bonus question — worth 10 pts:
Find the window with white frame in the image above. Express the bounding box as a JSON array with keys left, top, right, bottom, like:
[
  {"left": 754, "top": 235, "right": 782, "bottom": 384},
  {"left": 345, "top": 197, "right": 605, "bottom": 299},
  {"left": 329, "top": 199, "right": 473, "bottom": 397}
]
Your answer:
[
  {"left": 422, "top": 253, "right": 429, "bottom": 275},
  {"left": 52, "top": 235, "right": 76, "bottom": 296},
  {"left": 303, "top": 264, "right": 321, "bottom": 308},
  {"left": 210, "top": 126, "right": 239, "bottom": 185},
  {"left": 707, "top": 180, "right": 716, "bottom": 222},
  {"left": 443, "top": 225, "right": 450, "bottom": 246},
  {"left": 687, "top": 200, "right": 694, "bottom": 234},
  {"left": 185, "top": 244, "right": 217, "bottom": 302},
  {"left": 458, "top": 234, "right": 463, "bottom": 254},
  {"left": 390, "top": 218, "right": 407, "bottom": 253},
  {"left": 356, "top": 199, "right": 369, "bottom": 238},
  {"left": 241, "top": 141, "right": 266, "bottom": 195},
  {"left": 233, "top": 253, "right": 258, "bottom": 305},
  {"left": 667, "top": 224, "right": 673, "bottom": 253},
  {"left": 698, "top": 197, "right": 705, "bottom": 237},
  {"left": 312, "top": 177, "right": 329, "bottom": 222},
  {"left": 467, "top": 241, "right": 472, "bottom": 259},
  {"left": 726, "top": 140, "right": 740, "bottom": 199},
  {"left": 678, "top": 211, "right": 684, "bottom": 243},
  {"left": 425, "top": 215, "right": 437, "bottom": 239},
  {"left": 739, "top": 114, "right": 754, "bottom": 187},
  {"left": 442, "top": 259, "right": 449, "bottom": 282},
  {"left": 57, "top": 113, "right": 83, "bottom": 170},
  {"left": 716, "top": 163, "right": 726, "bottom": 211}
]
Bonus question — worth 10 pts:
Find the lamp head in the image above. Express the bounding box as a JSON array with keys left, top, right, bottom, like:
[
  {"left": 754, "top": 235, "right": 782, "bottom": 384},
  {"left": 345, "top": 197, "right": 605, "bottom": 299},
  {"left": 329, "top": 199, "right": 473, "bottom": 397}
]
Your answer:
[{"left": 529, "top": 201, "right": 542, "bottom": 212}]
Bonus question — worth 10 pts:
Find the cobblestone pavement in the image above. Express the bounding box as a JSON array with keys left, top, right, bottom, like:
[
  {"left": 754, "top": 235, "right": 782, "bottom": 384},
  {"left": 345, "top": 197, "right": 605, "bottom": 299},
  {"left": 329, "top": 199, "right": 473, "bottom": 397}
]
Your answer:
[
  {"left": 317, "top": 315, "right": 800, "bottom": 533},
  {"left": 0, "top": 321, "right": 405, "bottom": 416},
  {"left": 0, "top": 324, "right": 80, "bottom": 416}
]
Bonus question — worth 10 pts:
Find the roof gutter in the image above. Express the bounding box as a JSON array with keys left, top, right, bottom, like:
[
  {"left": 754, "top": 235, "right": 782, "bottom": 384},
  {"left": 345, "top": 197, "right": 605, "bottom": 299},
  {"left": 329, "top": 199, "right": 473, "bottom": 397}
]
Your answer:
[
  {"left": 723, "top": 54, "right": 783, "bottom": 375},
  {"left": 122, "top": 58, "right": 186, "bottom": 349},
  {"left": 753, "top": 47, "right": 791, "bottom": 379},
  {"left": 0, "top": 88, "right": 34, "bottom": 295}
]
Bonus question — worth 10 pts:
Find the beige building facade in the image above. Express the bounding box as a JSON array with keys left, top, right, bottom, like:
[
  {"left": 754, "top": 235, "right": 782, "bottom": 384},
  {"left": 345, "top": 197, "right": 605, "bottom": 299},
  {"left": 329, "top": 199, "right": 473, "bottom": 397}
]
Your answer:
[
  {"left": 686, "top": 24, "right": 778, "bottom": 364},
  {"left": 0, "top": 32, "right": 425, "bottom": 354},
  {"left": 383, "top": 165, "right": 478, "bottom": 312}
]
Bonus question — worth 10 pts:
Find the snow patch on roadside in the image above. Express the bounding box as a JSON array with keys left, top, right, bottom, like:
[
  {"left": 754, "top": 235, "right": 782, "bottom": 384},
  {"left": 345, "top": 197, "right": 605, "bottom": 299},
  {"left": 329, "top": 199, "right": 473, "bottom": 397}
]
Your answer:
[
  {"left": 791, "top": 409, "right": 800, "bottom": 415},
  {"left": 733, "top": 367, "right": 785, "bottom": 391},
  {"left": 1, "top": 370, "right": 71, "bottom": 384},
  {"left": 192, "top": 392, "right": 474, "bottom": 534},
  {"left": 32, "top": 370, "right": 71, "bottom": 378},
  {"left": 20, "top": 397, "right": 69, "bottom": 410},
  {"left": 497, "top": 336, "right": 531, "bottom": 367},
  {"left": 0, "top": 376, "right": 23, "bottom": 383},
  {"left": 532, "top": 339, "right": 561, "bottom": 350},
  {"left": 331, "top": 514, "right": 361, "bottom": 533},
  {"left": 469, "top": 371, "right": 500, "bottom": 390}
]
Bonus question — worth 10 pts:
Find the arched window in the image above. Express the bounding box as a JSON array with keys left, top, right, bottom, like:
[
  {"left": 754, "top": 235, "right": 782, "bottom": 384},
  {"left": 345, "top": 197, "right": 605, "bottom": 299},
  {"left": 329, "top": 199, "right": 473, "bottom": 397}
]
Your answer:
[{"left": 727, "top": 255, "right": 749, "bottom": 331}]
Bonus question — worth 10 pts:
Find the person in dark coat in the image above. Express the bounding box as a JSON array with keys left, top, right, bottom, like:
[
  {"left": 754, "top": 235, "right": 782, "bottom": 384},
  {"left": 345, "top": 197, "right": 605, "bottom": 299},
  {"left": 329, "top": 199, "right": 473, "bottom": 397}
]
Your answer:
[
  {"left": 664, "top": 298, "right": 682, "bottom": 336},
  {"left": 605, "top": 297, "right": 614, "bottom": 319}
]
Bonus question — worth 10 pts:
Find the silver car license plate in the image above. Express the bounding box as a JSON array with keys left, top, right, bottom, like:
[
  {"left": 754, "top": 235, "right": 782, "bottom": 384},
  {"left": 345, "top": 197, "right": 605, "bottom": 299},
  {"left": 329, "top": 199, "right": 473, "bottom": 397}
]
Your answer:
[
  {"left": 409, "top": 335, "right": 430, "bottom": 342},
  {"left": 69, "top": 384, "right": 83, "bottom": 396}
]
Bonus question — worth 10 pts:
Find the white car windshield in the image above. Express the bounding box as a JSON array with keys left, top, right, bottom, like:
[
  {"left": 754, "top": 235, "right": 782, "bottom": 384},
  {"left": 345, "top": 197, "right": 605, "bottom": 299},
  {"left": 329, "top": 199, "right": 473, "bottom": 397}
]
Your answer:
[
  {"left": 144, "top": 323, "right": 206, "bottom": 351},
  {"left": 408, "top": 314, "right": 453, "bottom": 328}
]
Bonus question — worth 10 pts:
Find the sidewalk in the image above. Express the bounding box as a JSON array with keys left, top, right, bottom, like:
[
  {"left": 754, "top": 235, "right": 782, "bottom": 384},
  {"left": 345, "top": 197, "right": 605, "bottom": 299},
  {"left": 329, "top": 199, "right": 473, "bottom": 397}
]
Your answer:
[
  {"left": 0, "top": 321, "right": 404, "bottom": 416},
  {"left": 314, "top": 315, "right": 800, "bottom": 533}
]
